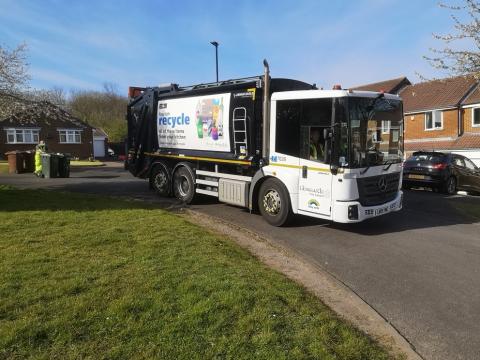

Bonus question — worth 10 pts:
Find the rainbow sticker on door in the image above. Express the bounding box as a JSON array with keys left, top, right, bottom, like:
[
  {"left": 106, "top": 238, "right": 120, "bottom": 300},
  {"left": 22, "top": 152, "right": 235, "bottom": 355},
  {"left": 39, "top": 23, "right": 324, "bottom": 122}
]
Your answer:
[{"left": 307, "top": 199, "right": 320, "bottom": 211}]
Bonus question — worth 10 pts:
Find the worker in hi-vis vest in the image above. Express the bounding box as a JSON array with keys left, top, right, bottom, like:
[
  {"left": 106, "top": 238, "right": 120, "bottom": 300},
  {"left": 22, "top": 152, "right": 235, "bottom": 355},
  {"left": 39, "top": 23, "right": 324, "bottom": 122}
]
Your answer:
[
  {"left": 309, "top": 128, "right": 325, "bottom": 161},
  {"left": 35, "top": 141, "right": 47, "bottom": 176}
]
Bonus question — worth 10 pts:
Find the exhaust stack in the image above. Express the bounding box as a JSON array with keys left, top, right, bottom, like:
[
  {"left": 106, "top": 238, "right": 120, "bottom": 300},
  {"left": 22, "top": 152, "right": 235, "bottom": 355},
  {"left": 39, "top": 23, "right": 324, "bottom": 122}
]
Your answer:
[{"left": 262, "top": 59, "right": 270, "bottom": 160}]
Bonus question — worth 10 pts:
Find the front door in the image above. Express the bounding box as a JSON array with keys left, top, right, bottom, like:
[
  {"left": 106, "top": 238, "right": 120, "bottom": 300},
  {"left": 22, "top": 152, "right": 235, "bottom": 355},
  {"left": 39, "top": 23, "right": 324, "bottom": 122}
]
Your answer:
[{"left": 298, "top": 126, "right": 332, "bottom": 216}]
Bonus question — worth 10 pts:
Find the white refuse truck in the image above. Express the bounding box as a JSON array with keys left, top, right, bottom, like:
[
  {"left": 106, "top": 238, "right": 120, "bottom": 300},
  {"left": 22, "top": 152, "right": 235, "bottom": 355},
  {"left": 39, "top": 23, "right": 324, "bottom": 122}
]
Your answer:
[{"left": 126, "top": 61, "right": 404, "bottom": 226}]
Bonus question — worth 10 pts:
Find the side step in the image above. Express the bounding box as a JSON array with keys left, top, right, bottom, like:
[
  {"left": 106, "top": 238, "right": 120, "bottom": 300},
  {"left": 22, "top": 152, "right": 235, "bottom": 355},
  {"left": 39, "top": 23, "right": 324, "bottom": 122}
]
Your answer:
[
  {"left": 195, "top": 170, "right": 252, "bottom": 207},
  {"left": 195, "top": 172, "right": 219, "bottom": 198}
]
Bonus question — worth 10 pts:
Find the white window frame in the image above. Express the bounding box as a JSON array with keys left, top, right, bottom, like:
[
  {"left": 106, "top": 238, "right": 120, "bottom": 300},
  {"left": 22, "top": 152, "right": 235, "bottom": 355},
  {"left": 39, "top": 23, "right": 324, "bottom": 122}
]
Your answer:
[
  {"left": 58, "top": 129, "right": 82, "bottom": 144},
  {"left": 471, "top": 107, "right": 480, "bottom": 128},
  {"left": 4, "top": 128, "right": 40, "bottom": 144},
  {"left": 425, "top": 111, "right": 443, "bottom": 131},
  {"left": 381, "top": 120, "right": 390, "bottom": 134}
]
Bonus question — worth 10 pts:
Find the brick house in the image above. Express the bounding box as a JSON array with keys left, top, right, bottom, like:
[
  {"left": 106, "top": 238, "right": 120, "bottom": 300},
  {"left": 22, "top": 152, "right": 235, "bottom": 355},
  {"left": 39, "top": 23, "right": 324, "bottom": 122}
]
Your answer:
[
  {"left": 0, "top": 101, "right": 94, "bottom": 159},
  {"left": 400, "top": 75, "right": 480, "bottom": 165}
]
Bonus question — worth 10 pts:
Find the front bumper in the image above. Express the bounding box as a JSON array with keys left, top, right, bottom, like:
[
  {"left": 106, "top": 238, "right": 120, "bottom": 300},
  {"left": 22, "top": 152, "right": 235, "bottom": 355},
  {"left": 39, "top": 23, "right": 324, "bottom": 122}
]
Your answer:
[{"left": 332, "top": 191, "right": 403, "bottom": 223}]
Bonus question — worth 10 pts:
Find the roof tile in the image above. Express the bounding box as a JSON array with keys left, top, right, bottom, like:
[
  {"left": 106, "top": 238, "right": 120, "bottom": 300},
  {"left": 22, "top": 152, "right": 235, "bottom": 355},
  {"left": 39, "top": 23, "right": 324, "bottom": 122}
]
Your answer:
[
  {"left": 400, "top": 75, "right": 477, "bottom": 113},
  {"left": 350, "top": 76, "right": 411, "bottom": 94},
  {"left": 0, "top": 101, "right": 89, "bottom": 129}
]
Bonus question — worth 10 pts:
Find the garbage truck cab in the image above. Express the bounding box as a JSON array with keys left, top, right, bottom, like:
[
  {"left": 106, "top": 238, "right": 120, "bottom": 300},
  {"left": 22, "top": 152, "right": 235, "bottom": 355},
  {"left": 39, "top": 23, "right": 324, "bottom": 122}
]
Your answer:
[{"left": 264, "top": 89, "right": 404, "bottom": 224}]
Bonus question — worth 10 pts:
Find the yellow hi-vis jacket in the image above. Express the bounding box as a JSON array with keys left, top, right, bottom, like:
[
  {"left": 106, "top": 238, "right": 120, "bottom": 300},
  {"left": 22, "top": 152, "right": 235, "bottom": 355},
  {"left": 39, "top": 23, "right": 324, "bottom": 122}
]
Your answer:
[{"left": 310, "top": 143, "right": 324, "bottom": 161}]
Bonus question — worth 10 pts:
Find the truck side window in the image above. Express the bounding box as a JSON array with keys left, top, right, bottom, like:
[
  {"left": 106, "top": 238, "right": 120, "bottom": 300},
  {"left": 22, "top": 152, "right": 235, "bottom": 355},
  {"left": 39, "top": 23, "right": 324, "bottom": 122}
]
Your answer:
[
  {"left": 276, "top": 100, "right": 301, "bottom": 157},
  {"left": 300, "top": 99, "right": 332, "bottom": 162}
]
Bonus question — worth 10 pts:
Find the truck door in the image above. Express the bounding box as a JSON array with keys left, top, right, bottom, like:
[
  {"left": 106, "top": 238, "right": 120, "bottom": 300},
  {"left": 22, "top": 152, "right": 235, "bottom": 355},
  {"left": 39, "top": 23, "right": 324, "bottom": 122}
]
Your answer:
[
  {"left": 298, "top": 126, "right": 332, "bottom": 216},
  {"left": 296, "top": 99, "right": 333, "bottom": 217}
]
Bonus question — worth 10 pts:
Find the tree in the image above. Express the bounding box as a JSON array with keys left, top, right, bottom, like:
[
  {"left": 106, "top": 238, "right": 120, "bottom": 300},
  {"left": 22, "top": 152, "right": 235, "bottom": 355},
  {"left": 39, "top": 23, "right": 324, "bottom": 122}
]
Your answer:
[
  {"left": 68, "top": 86, "right": 128, "bottom": 142},
  {"left": 0, "top": 43, "right": 29, "bottom": 94},
  {"left": 424, "top": 1, "right": 480, "bottom": 78},
  {"left": 0, "top": 43, "right": 30, "bottom": 117}
]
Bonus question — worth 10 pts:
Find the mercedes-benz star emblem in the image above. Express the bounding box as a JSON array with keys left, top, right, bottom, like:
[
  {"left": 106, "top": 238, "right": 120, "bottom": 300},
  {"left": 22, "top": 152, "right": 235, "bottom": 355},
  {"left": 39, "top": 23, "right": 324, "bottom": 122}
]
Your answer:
[{"left": 377, "top": 176, "right": 388, "bottom": 192}]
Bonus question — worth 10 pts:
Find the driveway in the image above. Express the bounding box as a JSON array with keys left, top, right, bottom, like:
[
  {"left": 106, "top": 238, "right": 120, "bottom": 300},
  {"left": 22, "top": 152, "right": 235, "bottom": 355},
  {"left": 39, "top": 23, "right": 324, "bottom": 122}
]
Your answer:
[{"left": 1, "top": 162, "right": 480, "bottom": 360}]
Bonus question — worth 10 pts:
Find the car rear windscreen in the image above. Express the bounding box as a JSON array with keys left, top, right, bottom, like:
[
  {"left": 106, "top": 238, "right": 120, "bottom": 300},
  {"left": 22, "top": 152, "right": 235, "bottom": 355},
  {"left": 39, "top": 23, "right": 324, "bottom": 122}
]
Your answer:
[{"left": 408, "top": 154, "right": 445, "bottom": 163}]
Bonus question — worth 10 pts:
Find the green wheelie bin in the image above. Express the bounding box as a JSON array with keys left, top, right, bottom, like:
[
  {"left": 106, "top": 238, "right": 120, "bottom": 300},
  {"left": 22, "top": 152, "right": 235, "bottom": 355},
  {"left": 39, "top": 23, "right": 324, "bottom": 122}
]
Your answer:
[{"left": 58, "top": 154, "right": 70, "bottom": 178}]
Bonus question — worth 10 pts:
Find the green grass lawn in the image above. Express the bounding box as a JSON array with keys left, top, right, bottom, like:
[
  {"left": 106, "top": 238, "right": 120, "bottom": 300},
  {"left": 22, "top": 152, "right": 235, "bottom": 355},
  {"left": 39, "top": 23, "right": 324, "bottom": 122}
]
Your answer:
[
  {"left": 70, "top": 160, "right": 105, "bottom": 167},
  {"left": 0, "top": 187, "right": 395, "bottom": 359}
]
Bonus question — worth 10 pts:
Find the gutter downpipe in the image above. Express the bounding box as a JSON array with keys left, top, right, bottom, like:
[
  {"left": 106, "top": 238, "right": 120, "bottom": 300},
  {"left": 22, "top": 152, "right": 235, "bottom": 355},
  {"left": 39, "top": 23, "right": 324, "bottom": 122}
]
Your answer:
[
  {"left": 458, "top": 106, "right": 463, "bottom": 137},
  {"left": 262, "top": 59, "right": 270, "bottom": 162}
]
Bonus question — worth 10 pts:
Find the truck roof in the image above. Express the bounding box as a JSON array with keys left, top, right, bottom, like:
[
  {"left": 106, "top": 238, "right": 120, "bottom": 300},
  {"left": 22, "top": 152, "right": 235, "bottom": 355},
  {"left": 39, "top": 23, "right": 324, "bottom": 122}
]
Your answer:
[
  {"left": 271, "top": 89, "right": 401, "bottom": 101},
  {"left": 129, "top": 76, "right": 315, "bottom": 101}
]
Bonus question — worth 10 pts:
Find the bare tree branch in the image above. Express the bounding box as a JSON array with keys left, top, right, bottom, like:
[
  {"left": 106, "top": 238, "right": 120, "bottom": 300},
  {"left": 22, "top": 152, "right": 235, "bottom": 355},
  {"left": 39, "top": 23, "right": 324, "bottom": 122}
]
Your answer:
[{"left": 423, "top": 1, "right": 480, "bottom": 79}]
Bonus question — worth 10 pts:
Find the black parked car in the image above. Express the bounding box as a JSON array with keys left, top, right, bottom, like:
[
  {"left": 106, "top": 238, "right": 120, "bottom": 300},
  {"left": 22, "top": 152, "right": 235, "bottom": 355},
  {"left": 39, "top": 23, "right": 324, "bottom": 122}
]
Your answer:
[{"left": 402, "top": 151, "right": 480, "bottom": 195}]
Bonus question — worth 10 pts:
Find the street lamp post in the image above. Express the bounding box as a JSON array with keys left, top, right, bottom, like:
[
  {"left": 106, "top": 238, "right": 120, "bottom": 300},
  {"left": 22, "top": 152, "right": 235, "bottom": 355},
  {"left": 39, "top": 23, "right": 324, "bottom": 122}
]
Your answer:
[{"left": 210, "top": 41, "right": 219, "bottom": 82}]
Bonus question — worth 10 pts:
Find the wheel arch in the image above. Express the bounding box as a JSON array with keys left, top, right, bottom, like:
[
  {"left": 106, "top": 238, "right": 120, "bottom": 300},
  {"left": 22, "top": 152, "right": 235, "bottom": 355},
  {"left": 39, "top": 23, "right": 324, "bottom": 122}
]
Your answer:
[
  {"left": 249, "top": 170, "right": 270, "bottom": 212},
  {"left": 249, "top": 170, "right": 296, "bottom": 213}
]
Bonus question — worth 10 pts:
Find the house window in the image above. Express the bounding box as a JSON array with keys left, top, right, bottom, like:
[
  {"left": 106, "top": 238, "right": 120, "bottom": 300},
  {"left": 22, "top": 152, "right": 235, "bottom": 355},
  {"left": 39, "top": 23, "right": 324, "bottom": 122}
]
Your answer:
[
  {"left": 381, "top": 120, "right": 390, "bottom": 134},
  {"left": 425, "top": 111, "right": 442, "bottom": 130},
  {"left": 58, "top": 130, "right": 81, "bottom": 144},
  {"left": 472, "top": 107, "right": 480, "bottom": 127},
  {"left": 5, "top": 129, "right": 40, "bottom": 144}
]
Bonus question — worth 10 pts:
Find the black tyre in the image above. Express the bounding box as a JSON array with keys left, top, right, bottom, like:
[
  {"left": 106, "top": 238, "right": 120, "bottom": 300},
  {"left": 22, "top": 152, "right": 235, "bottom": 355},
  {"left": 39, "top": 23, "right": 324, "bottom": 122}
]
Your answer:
[
  {"left": 443, "top": 176, "right": 457, "bottom": 195},
  {"left": 150, "top": 164, "right": 170, "bottom": 197},
  {"left": 402, "top": 183, "right": 411, "bottom": 190},
  {"left": 258, "top": 178, "right": 292, "bottom": 226},
  {"left": 173, "top": 166, "right": 195, "bottom": 204}
]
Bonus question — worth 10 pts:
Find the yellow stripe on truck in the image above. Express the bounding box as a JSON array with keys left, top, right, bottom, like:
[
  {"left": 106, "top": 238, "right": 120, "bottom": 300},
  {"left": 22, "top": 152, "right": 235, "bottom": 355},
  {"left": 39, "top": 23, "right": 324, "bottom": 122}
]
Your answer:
[
  {"left": 270, "top": 163, "right": 331, "bottom": 173},
  {"left": 144, "top": 152, "right": 252, "bottom": 166}
]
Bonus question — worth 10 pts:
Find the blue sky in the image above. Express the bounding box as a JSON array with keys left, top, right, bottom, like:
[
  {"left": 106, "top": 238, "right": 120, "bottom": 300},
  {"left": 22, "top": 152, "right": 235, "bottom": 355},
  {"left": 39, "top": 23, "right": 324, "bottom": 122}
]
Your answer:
[{"left": 0, "top": 0, "right": 470, "bottom": 94}]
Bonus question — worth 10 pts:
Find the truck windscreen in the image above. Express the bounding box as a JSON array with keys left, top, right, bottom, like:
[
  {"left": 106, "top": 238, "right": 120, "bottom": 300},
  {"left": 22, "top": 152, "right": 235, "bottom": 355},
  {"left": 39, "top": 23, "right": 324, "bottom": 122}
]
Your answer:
[{"left": 346, "top": 97, "right": 404, "bottom": 169}]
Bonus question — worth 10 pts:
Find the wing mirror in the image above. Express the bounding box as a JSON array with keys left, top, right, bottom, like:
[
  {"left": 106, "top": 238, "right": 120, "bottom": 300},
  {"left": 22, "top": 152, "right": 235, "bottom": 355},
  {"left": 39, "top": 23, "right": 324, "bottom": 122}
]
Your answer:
[
  {"left": 323, "top": 128, "right": 333, "bottom": 140},
  {"left": 323, "top": 128, "right": 333, "bottom": 166}
]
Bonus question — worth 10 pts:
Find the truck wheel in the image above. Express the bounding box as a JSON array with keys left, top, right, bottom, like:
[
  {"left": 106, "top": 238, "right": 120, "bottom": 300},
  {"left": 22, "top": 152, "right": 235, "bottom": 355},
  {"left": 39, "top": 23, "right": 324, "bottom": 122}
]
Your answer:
[
  {"left": 258, "top": 178, "right": 292, "bottom": 226},
  {"left": 173, "top": 166, "right": 195, "bottom": 204},
  {"left": 150, "top": 165, "right": 170, "bottom": 197}
]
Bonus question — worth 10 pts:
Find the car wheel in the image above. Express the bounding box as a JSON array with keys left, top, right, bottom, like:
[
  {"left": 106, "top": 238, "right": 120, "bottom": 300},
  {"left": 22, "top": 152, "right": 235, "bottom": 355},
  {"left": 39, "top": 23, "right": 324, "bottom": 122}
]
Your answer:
[
  {"left": 258, "top": 178, "right": 292, "bottom": 227},
  {"left": 173, "top": 166, "right": 195, "bottom": 204},
  {"left": 443, "top": 176, "right": 457, "bottom": 195},
  {"left": 150, "top": 164, "right": 170, "bottom": 197}
]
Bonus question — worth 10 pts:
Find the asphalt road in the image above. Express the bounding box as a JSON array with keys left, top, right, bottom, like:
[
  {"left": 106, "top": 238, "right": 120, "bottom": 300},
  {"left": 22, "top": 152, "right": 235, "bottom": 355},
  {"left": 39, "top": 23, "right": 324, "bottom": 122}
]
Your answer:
[{"left": 2, "top": 163, "right": 480, "bottom": 360}]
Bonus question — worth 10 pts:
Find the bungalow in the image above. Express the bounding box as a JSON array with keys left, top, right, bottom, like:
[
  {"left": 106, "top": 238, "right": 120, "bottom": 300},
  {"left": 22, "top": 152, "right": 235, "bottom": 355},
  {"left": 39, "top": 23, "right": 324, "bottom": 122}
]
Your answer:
[{"left": 0, "top": 101, "right": 94, "bottom": 159}]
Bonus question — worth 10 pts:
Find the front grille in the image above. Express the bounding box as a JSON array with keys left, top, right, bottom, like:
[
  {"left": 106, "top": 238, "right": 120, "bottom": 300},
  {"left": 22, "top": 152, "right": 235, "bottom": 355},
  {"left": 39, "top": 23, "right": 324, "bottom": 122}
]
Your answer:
[{"left": 357, "top": 172, "right": 400, "bottom": 207}]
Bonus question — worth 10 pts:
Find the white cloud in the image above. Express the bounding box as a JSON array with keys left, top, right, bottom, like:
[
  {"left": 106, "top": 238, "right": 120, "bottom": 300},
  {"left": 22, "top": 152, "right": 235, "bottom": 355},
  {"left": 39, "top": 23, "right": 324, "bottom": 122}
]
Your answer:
[{"left": 30, "top": 67, "right": 99, "bottom": 90}]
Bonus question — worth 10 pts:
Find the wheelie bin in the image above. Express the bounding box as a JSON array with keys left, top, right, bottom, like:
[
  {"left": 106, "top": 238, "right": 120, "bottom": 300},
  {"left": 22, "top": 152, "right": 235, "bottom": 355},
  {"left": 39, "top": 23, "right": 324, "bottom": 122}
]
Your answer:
[
  {"left": 5, "top": 151, "right": 35, "bottom": 174},
  {"left": 40, "top": 153, "right": 51, "bottom": 178},
  {"left": 58, "top": 154, "right": 70, "bottom": 178}
]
